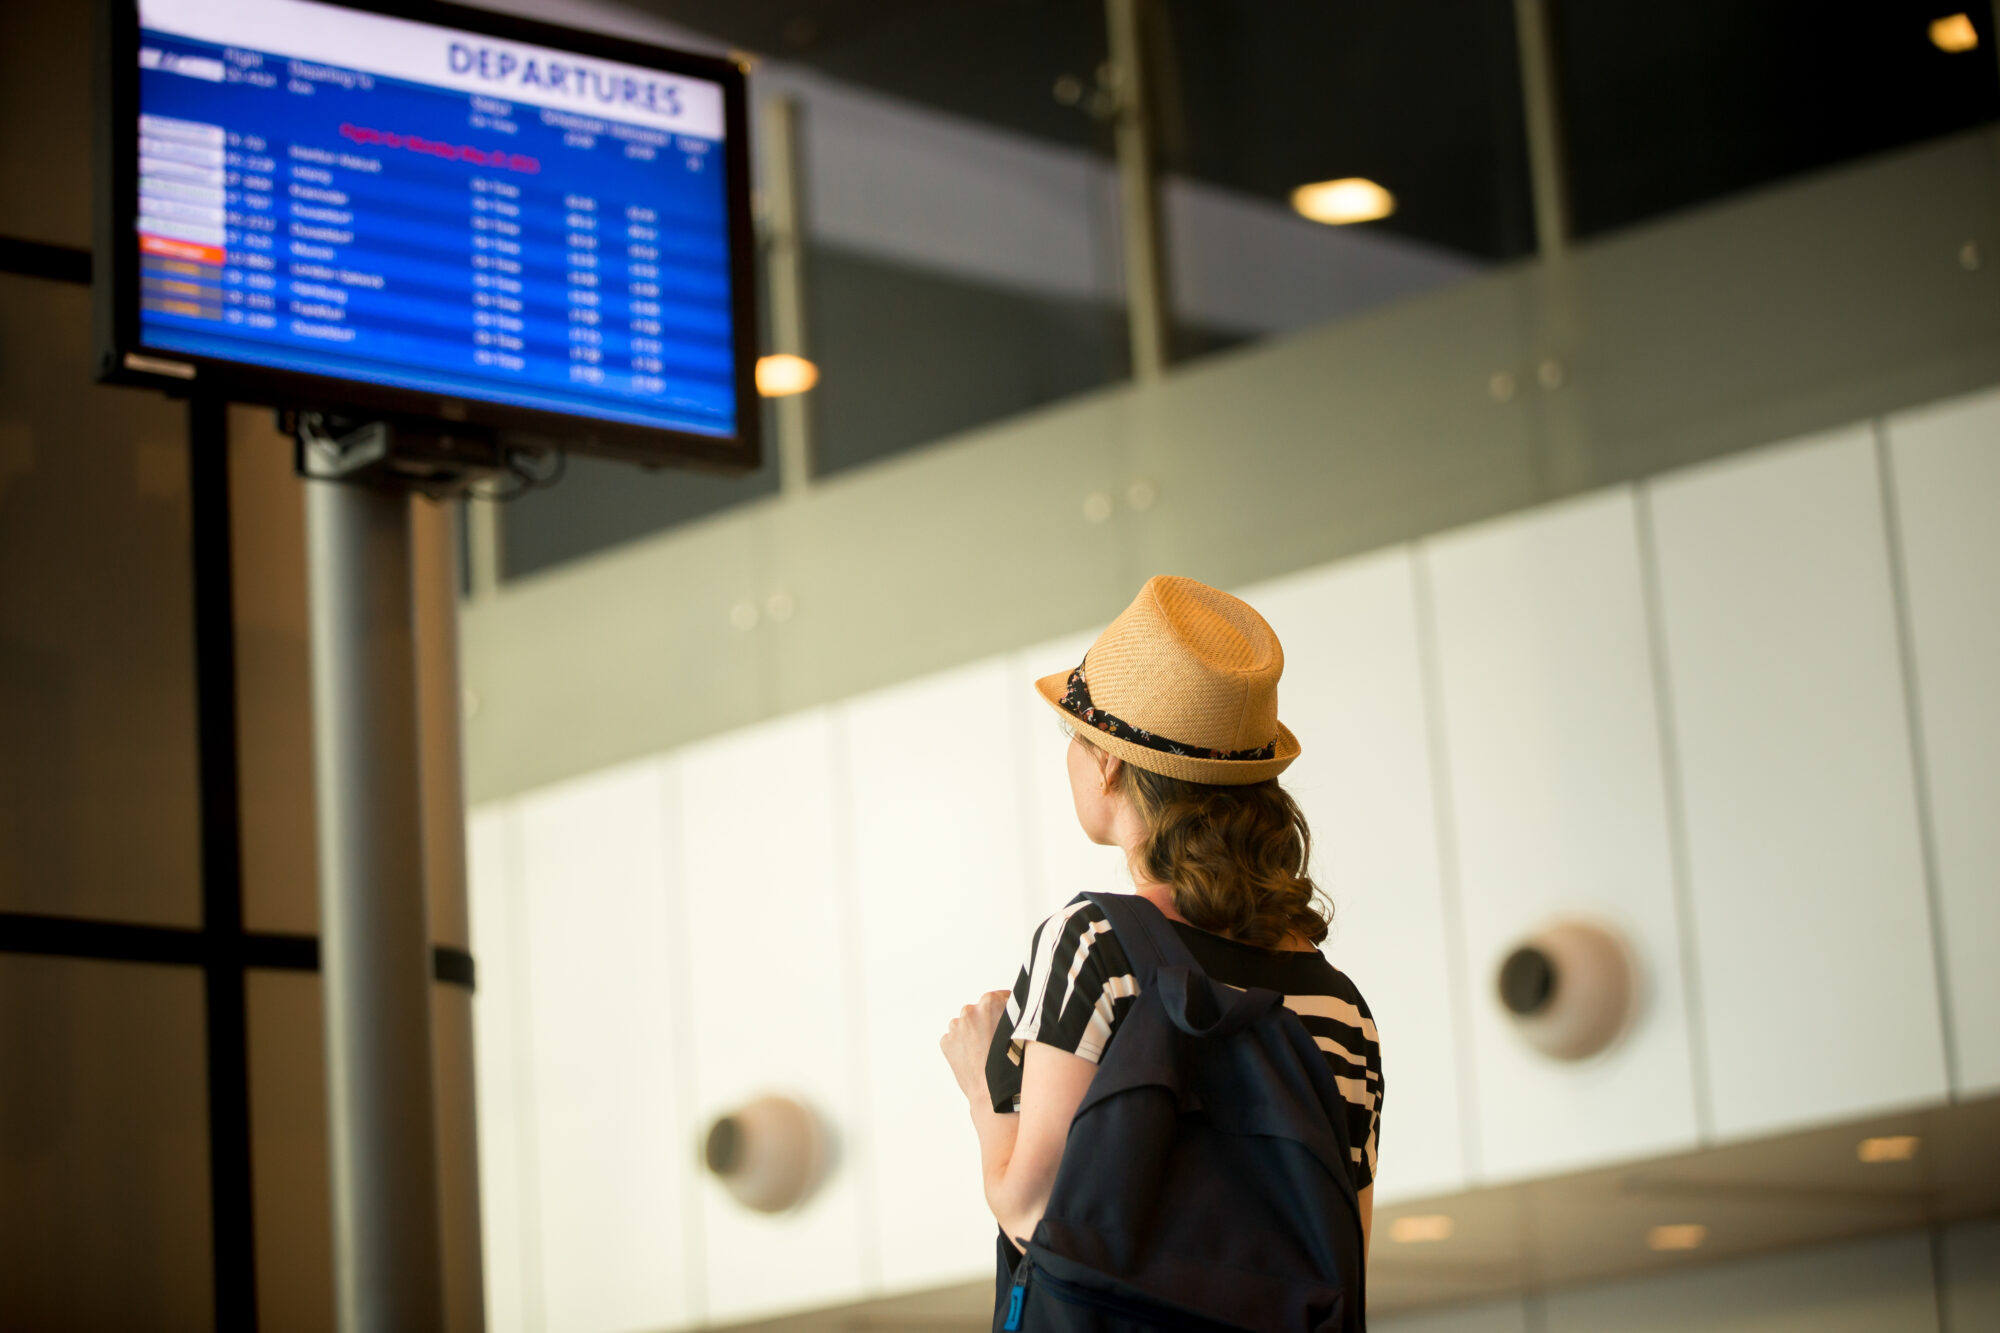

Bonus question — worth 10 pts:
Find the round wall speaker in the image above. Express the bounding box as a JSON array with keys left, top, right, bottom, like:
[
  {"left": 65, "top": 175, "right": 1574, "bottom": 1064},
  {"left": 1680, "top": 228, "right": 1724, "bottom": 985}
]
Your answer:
[
  {"left": 1495, "top": 919, "right": 1640, "bottom": 1061},
  {"left": 701, "top": 1095, "right": 829, "bottom": 1214}
]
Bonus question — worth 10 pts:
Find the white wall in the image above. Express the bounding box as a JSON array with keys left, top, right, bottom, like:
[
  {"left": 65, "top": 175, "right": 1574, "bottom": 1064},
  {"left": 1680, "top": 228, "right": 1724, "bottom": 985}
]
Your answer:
[
  {"left": 676, "top": 711, "right": 871, "bottom": 1324},
  {"left": 1422, "top": 491, "right": 1702, "bottom": 1179},
  {"left": 515, "top": 761, "right": 697, "bottom": 1333},
  {"left": 467, "top": 388, "right": 1998, "bottom": 1330},
  {"left": 840, "top": 660, "right": 1034, "bottom": 1291},
  {"left": 1883, "top": 393, "right": 2000, "bottom": 1097},
  {"left": 1647, "top": 428, "right": 1949, "bottom": 1139}
]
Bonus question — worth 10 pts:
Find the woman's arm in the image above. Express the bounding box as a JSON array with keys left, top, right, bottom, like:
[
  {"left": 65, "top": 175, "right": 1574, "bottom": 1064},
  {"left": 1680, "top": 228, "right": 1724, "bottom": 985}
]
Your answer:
[
  {"left": 1358, "top": 1184, "right": 1373, "bottom": 1261},
  {"left": 973, "top": 1042, "right": 1096, "bottom": 1244},
  {"left": 942, "top": 993, "right": 1098, "bottom": 1246}
]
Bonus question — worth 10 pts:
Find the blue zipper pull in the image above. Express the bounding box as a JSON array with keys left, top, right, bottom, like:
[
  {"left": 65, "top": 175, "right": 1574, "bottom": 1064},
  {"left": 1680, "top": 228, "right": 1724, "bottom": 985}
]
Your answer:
[{"left": 1003, "top": 1263, "right": 1030, "bottom": 1330}]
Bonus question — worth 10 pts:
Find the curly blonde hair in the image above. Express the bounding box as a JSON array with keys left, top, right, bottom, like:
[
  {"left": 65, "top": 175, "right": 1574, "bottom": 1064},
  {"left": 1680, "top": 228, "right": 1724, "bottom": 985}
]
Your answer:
[{"left": 1116, "top": 763, "right": 1330, "bottom": 949}]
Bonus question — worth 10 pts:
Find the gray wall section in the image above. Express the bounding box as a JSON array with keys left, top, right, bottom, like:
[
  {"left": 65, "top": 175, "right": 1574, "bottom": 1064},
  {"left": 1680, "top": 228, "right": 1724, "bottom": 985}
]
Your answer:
[
  {"left": 463, "top": 126, "right": 2000, "bottom": 805},
  {"left": 1941, "top": 1218, "right": 2000, "bottom": 1333},
  {"left": 1374, "top": 1299, "right": 1531, "bottom": 1333},
  {"left": 1542, "top": 1231, "right": 1938, "bottom": 1333},
  {"left": 1375, "top": 1221, "right": 2000, "bottom": 1333}
]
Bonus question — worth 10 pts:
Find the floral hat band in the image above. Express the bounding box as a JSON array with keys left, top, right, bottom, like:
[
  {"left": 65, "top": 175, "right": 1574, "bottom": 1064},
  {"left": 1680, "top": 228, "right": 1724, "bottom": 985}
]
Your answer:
[{"left": 1059, "top": 663, "right": 1279, "bottom": 764}]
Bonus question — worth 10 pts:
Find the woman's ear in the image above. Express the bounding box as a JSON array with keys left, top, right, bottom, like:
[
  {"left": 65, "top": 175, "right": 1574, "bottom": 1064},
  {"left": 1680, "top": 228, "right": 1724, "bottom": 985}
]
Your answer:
[{"left": 1098, "top": 753, "right": 1122, "bottom": 794}]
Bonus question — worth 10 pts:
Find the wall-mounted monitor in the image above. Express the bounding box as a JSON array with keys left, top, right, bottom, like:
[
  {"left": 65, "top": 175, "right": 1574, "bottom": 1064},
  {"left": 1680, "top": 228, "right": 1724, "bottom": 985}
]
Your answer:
[{"left": 97, "top": 0, "right": 759, "bottom": 470}]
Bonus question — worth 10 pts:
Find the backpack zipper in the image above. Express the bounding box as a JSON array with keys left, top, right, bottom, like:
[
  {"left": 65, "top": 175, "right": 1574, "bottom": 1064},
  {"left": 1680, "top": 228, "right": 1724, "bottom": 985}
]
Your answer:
[{"left": 1003, "top": 1261, "right": 1030, "bottom": 1330}]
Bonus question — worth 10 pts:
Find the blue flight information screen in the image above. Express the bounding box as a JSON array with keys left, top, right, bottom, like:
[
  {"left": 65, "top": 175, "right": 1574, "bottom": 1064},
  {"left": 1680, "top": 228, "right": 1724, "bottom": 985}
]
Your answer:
[{"left": 132, "top": 0, "right": 739, "bottom": 438}]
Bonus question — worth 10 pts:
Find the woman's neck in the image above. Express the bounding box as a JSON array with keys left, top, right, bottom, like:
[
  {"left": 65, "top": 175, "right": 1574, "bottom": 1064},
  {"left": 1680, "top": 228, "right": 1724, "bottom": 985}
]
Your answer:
[
  {"left": 1118, "top": 829, "right": 1187, "bottom": 925},
  {"left": 1129, "top": 868, "right": 1317, "bottom": 953},
  {"left": 1117, "top": 819, "right": 1315, "bottom": 952},
  {"left": 1129, "top": 878, "right": 1188, "bottom": 925}
]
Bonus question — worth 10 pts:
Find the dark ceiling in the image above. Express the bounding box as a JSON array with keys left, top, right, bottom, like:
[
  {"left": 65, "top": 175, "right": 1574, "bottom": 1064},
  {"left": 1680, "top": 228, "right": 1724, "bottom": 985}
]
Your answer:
[
  {"left": 1555, "top": 0, "right": 2000, "bottom": 237},
  {"left": 625, "top": 0, "right": 1999, "bottom": 260}
]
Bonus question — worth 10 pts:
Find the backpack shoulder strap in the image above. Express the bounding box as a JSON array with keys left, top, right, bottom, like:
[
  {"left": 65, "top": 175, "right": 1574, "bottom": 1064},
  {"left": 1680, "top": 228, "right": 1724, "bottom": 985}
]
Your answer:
[{"left": 1084, "top": 891, "right": 1205, "bottom": 988}]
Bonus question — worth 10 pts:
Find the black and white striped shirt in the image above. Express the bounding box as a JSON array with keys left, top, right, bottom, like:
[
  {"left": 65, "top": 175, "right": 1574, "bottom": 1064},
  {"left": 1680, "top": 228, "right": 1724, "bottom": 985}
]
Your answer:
[{"left": 985, "top": 894, "right": 1385, "bottom": 1193}]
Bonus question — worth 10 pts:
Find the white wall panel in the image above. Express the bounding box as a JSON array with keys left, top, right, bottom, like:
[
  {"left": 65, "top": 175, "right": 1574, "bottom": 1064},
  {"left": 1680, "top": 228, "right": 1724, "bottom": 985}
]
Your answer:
[
  {"left": 1243, "top": 550, "right": 1470, "bottom": 1202},
  {"left": 677, "top": 710, "right": 872, "bottom": 1322},
  {"left": 1009, "top": 629, "right": 1127, "bottom": 929},
  {"left": 841, "top": 658, "right": 1032, "bottom": 1292},
  {"left": 1885, "top": 389, "right": 2000, "bottom": 1095},
  {"left": 1423, "top": 491, "right": 1701, "bottom": 1180},
  {"left": 515, "top": 761, "right": 694, "bottom": 1333},
  {"left": 466, "top": 805, "right": 532, "bottom": 1333},
  {"left": 1647, "top": 428, "right": 1948, "bottom": 1139}
]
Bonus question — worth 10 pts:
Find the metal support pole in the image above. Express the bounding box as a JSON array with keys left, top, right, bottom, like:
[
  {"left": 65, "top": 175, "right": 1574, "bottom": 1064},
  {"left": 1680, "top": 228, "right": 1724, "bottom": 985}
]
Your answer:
[
  {"left": 762, "top": 95, "right": 816, "bottom": 496},
  {"left": 1107, "top": 0, "right": 1172, "bottom": 381},
  {"left": 1513, "top": 0, "right": 1572, "bottom": 261},
  {"left": 307, "top": 480, "right": 447, "bottom": 1333}
]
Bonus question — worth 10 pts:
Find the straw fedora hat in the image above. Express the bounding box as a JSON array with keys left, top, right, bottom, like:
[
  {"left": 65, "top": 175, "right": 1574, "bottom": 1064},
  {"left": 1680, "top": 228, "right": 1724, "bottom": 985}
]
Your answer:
[{"left": 1036, "top": 575, "right": 1300, "bottom": 785}]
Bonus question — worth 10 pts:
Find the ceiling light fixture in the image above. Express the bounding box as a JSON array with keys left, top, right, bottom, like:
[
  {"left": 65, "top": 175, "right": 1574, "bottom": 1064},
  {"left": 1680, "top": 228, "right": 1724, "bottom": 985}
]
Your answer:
[
  {"left": 1388, "top": 1214, "right": 1455, "bottom": 1243},
  {"left": 1931, "top": 13, "right": 1979, "bottom": 52},
  {"left": 755, "top": 353, "right": 819, "bottom": 397},
  {"left": 1857, "top": 1134, "right": 1921, "bottom": 1163},
  {"left": 1647, "top": 1223, "right": 1707, "bottom": 1252},
  {"left": 1291, "top": 177, "right": 1396, "bottom": 226}
]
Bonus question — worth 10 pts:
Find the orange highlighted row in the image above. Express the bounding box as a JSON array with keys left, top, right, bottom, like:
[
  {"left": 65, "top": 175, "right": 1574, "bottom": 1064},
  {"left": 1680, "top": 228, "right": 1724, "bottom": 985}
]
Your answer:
[
  {"left": 141, "top": 233, "right": 226, "bottom": 266},
  {"left": 146, "top": 258, "right": 210, "bottom": 279},
  {"left": 143, "top": 296, "right": 222, "bottom": 320}
]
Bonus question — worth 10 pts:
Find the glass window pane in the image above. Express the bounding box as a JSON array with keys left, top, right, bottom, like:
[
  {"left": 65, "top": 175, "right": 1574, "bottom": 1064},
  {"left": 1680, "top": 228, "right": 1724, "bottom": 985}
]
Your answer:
[
  {"left": 663, "top": 4, "right": 1127, "bottom": 476},
  {"left": 1159, "top": 0, "right": 1534, "bottom": 354},
  {"left": 0, "top": 0, "right": 90, "bottom": 247},
  {"left": 807, "top": 244, "right": 1127, "bottom": 474},
  {"left": 664, "top": 0, "right": 1110, "bottom": 154},
  {"left": 0, "top": 274, "right": 204, "bottom": 927},
  {"left": 246, "top": 970, "right": 335, "bottom": 1333},
  {"left": 1556, "top": 1, "right": 2000, "bottom": 239},
  {"left": 482, "top": 3, "right": 1126, "bottom": 571},
  {"left": 228, "top": 407, "right": 322, "bottom": 938},
  {"left": 433, "top": 985, "right": 485, "bottom": 1333},
  {"left": 499, "top": 427, "right": 780, "bottom": 580},
  {"left": 0, "top": 956, "right": 212, "bottom": 1330}
]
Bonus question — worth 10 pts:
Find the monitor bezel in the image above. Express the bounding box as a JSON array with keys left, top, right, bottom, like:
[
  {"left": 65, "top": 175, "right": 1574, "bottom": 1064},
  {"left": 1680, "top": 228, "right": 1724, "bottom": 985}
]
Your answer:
[{"left": 95, "top": 0, "right": 762, "bottom": 473}]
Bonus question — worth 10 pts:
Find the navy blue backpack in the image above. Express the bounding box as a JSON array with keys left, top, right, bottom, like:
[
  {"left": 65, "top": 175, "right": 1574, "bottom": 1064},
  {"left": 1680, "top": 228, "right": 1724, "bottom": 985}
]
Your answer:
[{"left": 994, "top": 891, "right": 1366, "bottom": 1333}]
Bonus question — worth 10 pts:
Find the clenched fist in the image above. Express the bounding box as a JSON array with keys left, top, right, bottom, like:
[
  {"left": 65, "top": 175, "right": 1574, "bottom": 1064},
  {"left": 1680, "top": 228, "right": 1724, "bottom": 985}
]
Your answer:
[{"left": 940, "top": 989, "right": 1011, "bottom": 1104}]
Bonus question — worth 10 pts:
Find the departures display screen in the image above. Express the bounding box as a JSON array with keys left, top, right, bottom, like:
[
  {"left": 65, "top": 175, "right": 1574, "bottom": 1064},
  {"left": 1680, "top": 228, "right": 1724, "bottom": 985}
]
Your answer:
[{"left": 129, "top": 0, "right": 744, "bottom": 440}]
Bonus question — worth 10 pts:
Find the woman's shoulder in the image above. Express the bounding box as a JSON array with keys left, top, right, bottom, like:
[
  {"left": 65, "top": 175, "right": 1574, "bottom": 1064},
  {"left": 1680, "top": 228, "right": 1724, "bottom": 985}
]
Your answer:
[
  {"left": 1048, "top": 892, "right": 1112, "bottom": 925},
  {"left": 1026, "top": 894, "right": 1114, "bottom": 948},
  {"left": 1019, "top": 894, "right": 1125, "bottom": 971},
  {"left": 1285, "top": 956, "right": 1381, "bottom": 1046},
  {"left": 1304, "top": 953, "right": 1375, "bottom": 1010}
]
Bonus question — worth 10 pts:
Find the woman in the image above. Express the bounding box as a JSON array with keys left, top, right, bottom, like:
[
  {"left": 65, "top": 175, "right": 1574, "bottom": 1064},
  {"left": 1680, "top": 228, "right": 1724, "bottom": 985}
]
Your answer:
[{"left": 940, "top": 575, "right": 1382, "bottom": 1276}]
